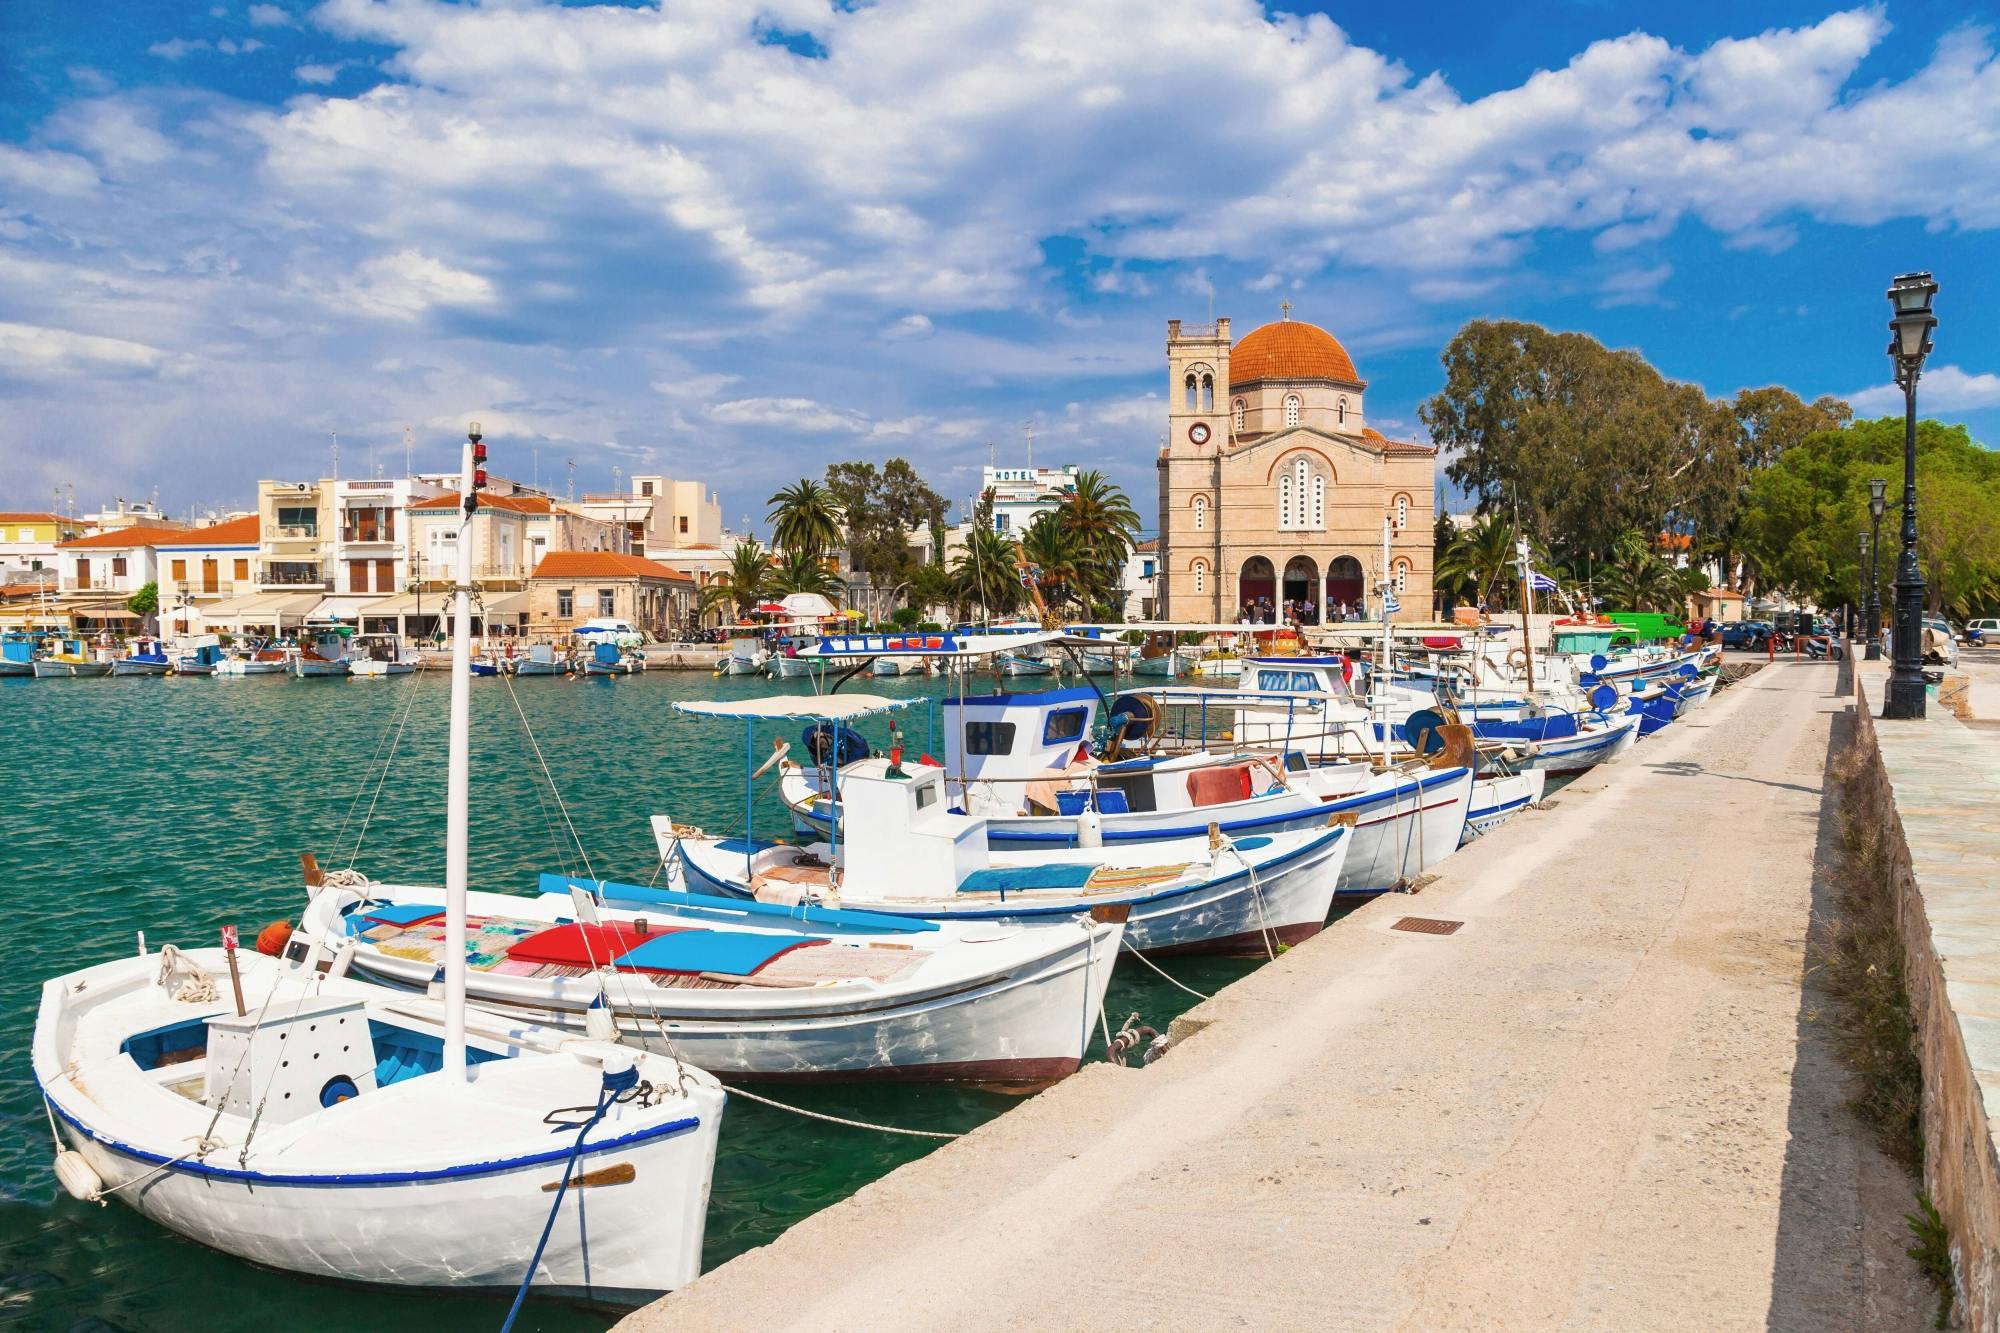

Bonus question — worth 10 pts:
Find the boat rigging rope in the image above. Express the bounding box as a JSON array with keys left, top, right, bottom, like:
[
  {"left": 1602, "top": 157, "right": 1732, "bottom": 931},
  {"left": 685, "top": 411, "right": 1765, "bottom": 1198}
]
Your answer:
[
  {"left": 500, "top": 1062, "right": 639, "bottom": 1333},
  {"left": 498, "top": 666, "right": 597, "bottom": 883},
  {"left": 337, "top": 669, "right": 427, "bottom": 867},
  {"left": 1117, "top": 938, "right": 1212, "bottom": 1001},
  {"left": 717, "top": 1083, "right": 960, "bottom": 1140}
]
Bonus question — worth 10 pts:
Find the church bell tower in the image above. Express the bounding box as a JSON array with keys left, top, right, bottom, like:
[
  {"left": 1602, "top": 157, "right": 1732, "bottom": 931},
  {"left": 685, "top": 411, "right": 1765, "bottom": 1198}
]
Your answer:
[{"left": 1159, "top": 316, "right": 1230, "bottom": 619}]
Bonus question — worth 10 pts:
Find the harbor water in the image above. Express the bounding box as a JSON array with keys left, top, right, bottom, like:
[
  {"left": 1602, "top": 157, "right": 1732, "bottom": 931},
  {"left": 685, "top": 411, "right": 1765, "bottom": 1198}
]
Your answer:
[{"left": 0, "top": 668, "right": 1274, "bottom": 1330}]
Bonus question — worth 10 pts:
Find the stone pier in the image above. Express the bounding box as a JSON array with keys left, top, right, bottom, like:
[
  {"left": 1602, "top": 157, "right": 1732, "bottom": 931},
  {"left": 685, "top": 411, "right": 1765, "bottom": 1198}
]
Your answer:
[{"left": 624, "top": 660, "right": 1931, "bottom": 1331}]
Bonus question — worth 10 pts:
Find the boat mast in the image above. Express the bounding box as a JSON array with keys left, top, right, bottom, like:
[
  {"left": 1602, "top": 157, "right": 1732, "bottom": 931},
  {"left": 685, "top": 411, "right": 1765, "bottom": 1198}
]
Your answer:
[
  {"left": 1515, "top": 530, "right": 1537, "bottom": 695},
  {"left": 442, "top": 421, "right": 485, "bottom": 1082},
  {"left": 1376, "top": 514, "right": 1391, "bottom": 768}
]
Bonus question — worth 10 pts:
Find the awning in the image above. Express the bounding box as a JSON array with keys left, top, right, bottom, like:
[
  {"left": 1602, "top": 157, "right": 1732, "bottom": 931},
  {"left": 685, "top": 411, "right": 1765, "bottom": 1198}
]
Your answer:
[
  {"left": 357, "top": 589, "right": 525, "bottom": 618},
  {"left": 67, "top": 603, "right": 139, "bottom": 621},
  {"left": 200, "top": 592, "right": 321, "bottom": 627},
  {"left": 806, "top": 629, "right": 1064, "bottom": 659},
  {"left": 481, "top": 591, "right": 528, "bottom": 617},
  {"left": 307, "top": 595, "right": 392, "bottom": 622},
  {"left": 674, "top": 694, "right": 916, "bottom": 722}
]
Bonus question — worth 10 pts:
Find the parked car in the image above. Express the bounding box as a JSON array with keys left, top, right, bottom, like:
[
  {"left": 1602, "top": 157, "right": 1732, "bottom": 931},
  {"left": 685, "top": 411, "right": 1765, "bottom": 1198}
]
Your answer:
[
  {"left": 1965, "top": 617, "right": 1998, "bottom": 645},
  {"left": 1719, "top": 620, "right": 1770, "bottom": 649}
]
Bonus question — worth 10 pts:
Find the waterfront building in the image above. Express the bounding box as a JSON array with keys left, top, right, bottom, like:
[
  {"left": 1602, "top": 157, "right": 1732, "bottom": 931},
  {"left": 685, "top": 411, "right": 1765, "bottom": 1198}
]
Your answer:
[
  {"left": 576, "top": 475, "right": 722, "bottom": 559},
  {"left": 0, "top": 511, "right": 86, "bottom": 577},
  {"left": 1121, "top": 539, "right": 1159, "bottom": 621},
  {"left": 154, "top": 515, "right": 261, "bottom": 638},
  {"left": 526, "top": 550, "right": 697, "bottom": 638},
  {"left": 981, "top": 464, "right": 1077, "bottom": 535},
  {"left": 78, "top": 497, "right": 179, "bottom": 535},
  {"left": 53, "top": 525, "right": 185, "bottom": 632},
  {"left": 1156, "top": 311, "right": 1436, "bottom": 623}
]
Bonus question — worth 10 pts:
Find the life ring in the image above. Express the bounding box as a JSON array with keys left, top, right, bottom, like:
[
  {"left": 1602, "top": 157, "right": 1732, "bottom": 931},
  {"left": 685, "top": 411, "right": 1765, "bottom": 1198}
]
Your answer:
[{"left": 1507, "top": 648, "right": 1529, "bottom": 672}]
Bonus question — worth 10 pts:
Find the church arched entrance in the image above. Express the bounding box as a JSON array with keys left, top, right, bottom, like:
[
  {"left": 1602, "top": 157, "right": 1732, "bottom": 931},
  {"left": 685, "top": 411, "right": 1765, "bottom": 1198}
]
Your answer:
[
  {"left": 1326, "top": 555, "right": 1364, "bottom": 617},
  {"left": 1282, "top": 555, "right": 1319, "bottom": 623},
  {"left": 1238, "top": 556, "right": 1275, "bottom": 619}
]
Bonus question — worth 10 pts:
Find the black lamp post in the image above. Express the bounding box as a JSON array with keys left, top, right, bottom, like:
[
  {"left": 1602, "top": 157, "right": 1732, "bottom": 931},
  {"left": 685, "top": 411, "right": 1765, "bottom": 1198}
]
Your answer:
[
  {"left": 1857, "top": 531, "right": 1869, "bottom": 650},
  {"left": 1866, "top": 477, "right": 1885, "bottom": 660},
  {"left": 1882, "top": 272, "right": 1937, "bottom": 720}
]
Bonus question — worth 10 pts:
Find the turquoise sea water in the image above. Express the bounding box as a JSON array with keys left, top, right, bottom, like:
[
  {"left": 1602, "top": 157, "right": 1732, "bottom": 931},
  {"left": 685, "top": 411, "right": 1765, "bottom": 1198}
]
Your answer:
[{"left": 0, "top": 669, "right": 1272, "bottom": 1331}]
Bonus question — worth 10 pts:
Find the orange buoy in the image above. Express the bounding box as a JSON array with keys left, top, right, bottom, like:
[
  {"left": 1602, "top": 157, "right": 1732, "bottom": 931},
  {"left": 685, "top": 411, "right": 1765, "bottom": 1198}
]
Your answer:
[{"left": 254, "top": 920, "right": 293, "bottom": 957}]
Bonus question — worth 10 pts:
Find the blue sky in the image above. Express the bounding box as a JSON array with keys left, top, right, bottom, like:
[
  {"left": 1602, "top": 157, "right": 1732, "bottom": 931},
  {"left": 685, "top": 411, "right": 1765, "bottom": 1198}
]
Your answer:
[{"left": 2, "top": 0, "right": 1996, "bottom": 536}]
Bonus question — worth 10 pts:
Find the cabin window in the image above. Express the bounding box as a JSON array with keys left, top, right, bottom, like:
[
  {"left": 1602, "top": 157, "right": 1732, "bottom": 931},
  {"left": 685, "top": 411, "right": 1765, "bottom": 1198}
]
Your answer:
[
  {"left": 1256, "top": 670, "right": 1291, "bottom": 691},
  {"left": 1291, "top": 672, "right": 1318, "bottom": 691},
  {"left": 1042, "top": 707, "right": 1088, "bottom": 745},
  {"left": 915, "top": 783, "right": 938, "bottom": 809},
  {"left": 964, "top": 721, "right": 1017, "bottom": 755}
]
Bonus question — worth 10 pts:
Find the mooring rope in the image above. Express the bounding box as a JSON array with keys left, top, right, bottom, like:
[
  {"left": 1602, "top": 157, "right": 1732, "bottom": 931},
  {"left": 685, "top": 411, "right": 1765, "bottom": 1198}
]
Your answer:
[
  {"left": 718, "top": 1082, "right": 961, "bottom": 1140},
  {"left": 1117, "top": 938, "right": 1212, "bottom": 1001}
]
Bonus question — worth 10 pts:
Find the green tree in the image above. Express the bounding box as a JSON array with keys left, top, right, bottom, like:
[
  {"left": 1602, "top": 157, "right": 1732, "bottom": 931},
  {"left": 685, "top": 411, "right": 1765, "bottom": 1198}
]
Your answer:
[
  {"left": 952, "top": 526, "right": 1025, "bottom": 622},
  {"left": 1018, "top": 512, "right": 1081, "bottom": 620},
  {"left": 823, "top": 459, "right": 950, "bottom": 596},
  {"left": 1054, "top": 469, "right": 1140, "bottom": 608},
  {"left": 1434, "top": 513, "right": 1521, "bottom": 611},
  {"left": 767, "top": 479, "right": 845, "bottom": 558},
  {"left": 1738, "top": 417, "right": 2000, "bottom": 618},
  {"left": 699, "top": 539, "right": 770, "bottom": 620},
  {"left": 765, "top": 548, "right": 845, "bottom": 599},
  {"left": 125, "top": 581, "right": 158, "bottom": 619},
  {"left": 906, "top": 560, "right": 955, "bottom": 621}
]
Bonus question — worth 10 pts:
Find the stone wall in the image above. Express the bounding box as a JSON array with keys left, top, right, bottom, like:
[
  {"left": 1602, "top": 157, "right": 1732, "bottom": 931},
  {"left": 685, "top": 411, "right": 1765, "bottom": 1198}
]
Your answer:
[{"left": 1853, "top": 665, "right": 2000, "bottom": 1328}]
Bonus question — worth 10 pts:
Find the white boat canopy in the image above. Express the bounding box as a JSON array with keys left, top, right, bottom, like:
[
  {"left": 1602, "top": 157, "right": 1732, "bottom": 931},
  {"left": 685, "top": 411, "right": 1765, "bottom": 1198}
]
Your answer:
[
  {"left": 1071, "top": 621, "right": 1294, "bottom": 635},
  {"left": 674, "top": 693, "right": 918, "bottom": 721}
]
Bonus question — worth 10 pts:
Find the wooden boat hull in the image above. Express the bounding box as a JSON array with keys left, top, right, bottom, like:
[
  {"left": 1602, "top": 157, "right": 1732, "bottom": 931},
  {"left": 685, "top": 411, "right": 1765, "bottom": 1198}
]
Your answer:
[{"left": 33, "top": 659, "right": 111, "bottom": 677}]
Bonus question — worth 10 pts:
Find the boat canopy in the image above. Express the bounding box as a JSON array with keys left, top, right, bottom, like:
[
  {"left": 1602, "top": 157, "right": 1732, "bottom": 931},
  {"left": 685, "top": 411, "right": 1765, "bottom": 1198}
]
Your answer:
[{"left": 674, "top": 693, "right": 918, "bottom": 721}]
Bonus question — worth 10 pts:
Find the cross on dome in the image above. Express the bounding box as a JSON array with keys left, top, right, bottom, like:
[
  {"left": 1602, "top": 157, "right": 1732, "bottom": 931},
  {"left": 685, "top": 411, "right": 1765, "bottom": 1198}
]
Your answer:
[{"left": 1279, "top": 299, "right": 1292, "bottom": 320}]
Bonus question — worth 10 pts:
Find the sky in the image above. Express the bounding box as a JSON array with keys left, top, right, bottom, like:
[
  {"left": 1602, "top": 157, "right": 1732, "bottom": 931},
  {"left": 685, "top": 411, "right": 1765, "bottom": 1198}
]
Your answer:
[{"left": 2, "top": 0, "right": 1996, "bottom": 537}]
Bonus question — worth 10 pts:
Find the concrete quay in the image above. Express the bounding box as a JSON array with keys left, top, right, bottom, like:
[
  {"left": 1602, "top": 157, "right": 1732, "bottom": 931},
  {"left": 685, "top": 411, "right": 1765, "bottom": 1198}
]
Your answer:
[
  {"left": 626, "top": 660, "right": 1928, "bottom": 1331},
  {"left": 1859, "top": 651, "right": 2000, "bottom": 1328}
]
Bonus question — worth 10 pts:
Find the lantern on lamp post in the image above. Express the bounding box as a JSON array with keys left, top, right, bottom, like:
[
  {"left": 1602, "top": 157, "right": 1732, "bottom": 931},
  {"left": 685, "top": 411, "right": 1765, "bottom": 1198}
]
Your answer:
[
  {"left": 1881, "top": 273, "right": 1936, "bottom": 720},
  {"left": 1865, "top": 477, "right": 1886, "bottom": 661}
]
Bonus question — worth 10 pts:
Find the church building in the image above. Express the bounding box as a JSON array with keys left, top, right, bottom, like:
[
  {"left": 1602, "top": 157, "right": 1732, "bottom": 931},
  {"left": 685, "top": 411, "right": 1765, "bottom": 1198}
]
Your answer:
[{"left": 1156, "top": 308, "right": 1436, "bottom": 623}]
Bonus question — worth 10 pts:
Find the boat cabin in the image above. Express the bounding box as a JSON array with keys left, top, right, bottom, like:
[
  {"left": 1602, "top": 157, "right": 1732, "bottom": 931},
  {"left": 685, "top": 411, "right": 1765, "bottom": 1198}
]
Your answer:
[{"left": 940, "top": 686, "right": 1100, "bottom": 784}]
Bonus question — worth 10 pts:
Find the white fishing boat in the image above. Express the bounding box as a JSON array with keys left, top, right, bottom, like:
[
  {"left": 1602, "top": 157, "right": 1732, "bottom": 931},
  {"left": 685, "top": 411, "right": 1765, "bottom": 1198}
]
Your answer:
[
  {"left": 582, "top": 640, "right": 638, "bottom": 675},
  {"left": 111, "top": 638, "right": 172, "bottom": 676},
  {"left": 1462, "top": 768, "right": 1546, "bottom": 843},
  {"left": 174, "top": 636, "right": 229, "bottom": 675},
  {"left": 294, "top": 629, "right": 353, "bottom": 678},
  {"left": 32, "top": 425, "right": 725, "bottom": 1308},
  {"left": 716, "top": 635, "right": 769, "bottom": 675},
  {"left": 869, "top": 657, "right": 902, "bottom": 677},
  {"left": 511, "top": 643, "right": 567, "bottom": 676},
  {"left": 348, "top": 633, "right": 419, "bottom": 677},
  {"left": 214, "top": 642, "right": 291, "bottom": 676},
  {"left": 0, "top": 629, "right": 43, "bottom": 676}
]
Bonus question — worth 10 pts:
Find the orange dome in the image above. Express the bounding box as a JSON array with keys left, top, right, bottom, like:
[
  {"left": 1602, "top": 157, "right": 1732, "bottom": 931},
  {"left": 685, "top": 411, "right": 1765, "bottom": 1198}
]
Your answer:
[{"left": 1229, "top": 319, "right": 1360, "bottom": 387}]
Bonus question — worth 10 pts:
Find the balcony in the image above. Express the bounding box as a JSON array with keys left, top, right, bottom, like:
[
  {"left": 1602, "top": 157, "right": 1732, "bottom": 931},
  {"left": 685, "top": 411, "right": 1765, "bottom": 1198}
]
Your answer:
[{"left": 261, "top": 565, "right": 327, "bottom": 588}]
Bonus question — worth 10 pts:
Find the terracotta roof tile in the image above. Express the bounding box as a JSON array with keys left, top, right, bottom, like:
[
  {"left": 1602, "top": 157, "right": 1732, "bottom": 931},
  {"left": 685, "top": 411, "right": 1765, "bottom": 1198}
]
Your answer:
[
  {"left": 0, "top": 512, "right": 68, "bottom": 524},
  {"left": 1229, "top": 319, "right": 1360, "bottom": 387},
  {"left": 58, "top": 526, "right": 188, "bottom": 550},
  {"left": 530, "top": 550, "right": 694, "bottom": 582},
  {"left": 151, "top": 514, "right": 261, "bottom": 546},
  {"left": 409, "top": 491, "right": 554, "bottom": 514}
]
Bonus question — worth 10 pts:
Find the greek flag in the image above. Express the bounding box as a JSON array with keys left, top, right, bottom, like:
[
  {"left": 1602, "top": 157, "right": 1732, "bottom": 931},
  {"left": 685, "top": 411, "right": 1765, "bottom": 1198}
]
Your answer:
[
  {"left": 1528, "top": 569, "right": 1559, "bottom": 593},
  {"left": 1384, "top": 589, "right": 1401, "bottom": 614}
]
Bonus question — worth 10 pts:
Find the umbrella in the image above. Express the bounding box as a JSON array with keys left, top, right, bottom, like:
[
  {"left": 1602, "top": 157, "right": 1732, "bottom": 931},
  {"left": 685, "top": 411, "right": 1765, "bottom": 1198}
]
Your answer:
[
  {"left": 779, "top": 593, "right": 838, "bottom": 619},
  {"left": 754, "top": 602, "right": 787, "bottom": 614}
]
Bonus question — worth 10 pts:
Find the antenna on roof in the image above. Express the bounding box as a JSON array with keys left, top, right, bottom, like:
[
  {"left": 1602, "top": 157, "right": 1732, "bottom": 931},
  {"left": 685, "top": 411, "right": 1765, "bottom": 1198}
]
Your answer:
[
  {"left": 403, "top": 425, "right": 413, "bottom": 478},
  {"left": 330, "top": 430, "right": 339, "bottom": 481},
  {"left": 532, "top": 446, "right": 540, "bottom": 491},
  {"left": 566, "top": 459, "right": 576, "bottom": 502},
  {"left": 1024, "top": 419, "right": 1034, "bottom": 471}
]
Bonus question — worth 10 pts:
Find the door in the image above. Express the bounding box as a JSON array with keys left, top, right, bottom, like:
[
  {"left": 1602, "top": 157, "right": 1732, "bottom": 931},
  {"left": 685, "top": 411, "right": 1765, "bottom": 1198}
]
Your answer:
[
  {"left": 374, "top": 558, "right": 395, "bottom": 592},
  {"left": 348, "top": 560, "right": 368, "bottom": 593},
  {"left": 203, "top": 559, "right": 219, "bottom": 593}
]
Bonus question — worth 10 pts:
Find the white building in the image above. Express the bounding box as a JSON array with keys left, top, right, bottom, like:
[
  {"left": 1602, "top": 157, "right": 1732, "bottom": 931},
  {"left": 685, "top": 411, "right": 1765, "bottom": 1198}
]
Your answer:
[
  {"left": 1120, "top": 539, "right": 1159, "bottom": 621},
  {"left": 155, "top": 514, "right": 262, "bottom": 637},
  {"left": 981, "top": 464, "right": 1078, "bottom": 536},
  {"left": 575, "top": 475, "right": 722, "bottom": 559}
]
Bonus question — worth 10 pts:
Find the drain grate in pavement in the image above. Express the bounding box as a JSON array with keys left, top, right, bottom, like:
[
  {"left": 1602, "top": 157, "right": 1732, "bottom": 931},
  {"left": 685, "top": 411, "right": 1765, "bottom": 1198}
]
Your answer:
[{"left": 1392, "top": 916, "right": 1463, "bottom": 936}]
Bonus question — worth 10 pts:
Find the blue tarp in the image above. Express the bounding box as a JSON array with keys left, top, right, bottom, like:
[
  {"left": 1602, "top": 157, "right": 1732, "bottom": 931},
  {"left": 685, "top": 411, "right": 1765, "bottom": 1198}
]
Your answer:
[
  {"left": 610, "top": 929, "right": 826, "bottom": 976},
  {"left": 538, "top": 873, "right": 939, "bottom": 934},
  {"left": 958, "top": 863, "right": 1098, "bottom": 893}
]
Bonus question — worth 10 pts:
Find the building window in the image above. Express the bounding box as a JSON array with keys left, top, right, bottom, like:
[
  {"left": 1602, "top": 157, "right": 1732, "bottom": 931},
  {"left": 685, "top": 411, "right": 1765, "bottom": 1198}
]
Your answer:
[
  {"left": 112, "top": 556, "right": 128, "bottom": 577},
  {"left": 1192, "top": 560, "right": 1206, "bottom": 594},
  {"left": 994, "top": 512, "right": 1009, "bottom": 532},
  {"left": 1311, "top": 474, "right": 1325, "bottom": 530},
  {"left": 1284, "top": 394, "right": 1301, "bottom": 428},
  {"left": 1184, "top": 374, "right": 1197, "bottom": 411},
  {"left": 1279, "top": 456, "right": 1324, "bottom": 532},
  {"left": 598, "top": 588, "right": 616, "bottom": 616},
  {"left": 1278, "top": 471, "right": 1292, "bottom": 529},
  {"left": 1201, "top": 373, "right": 1214, "bottom": 412},
  {"left": 641, "top": 481, "right": 654, "bottom": 497},
  {"left": 678, "top": 516, "right": 688, "bottom": 534},
  {"left": 233, "top": 559, "right": 250, "bottom": 582},
  {"left": 1393, "top": 560, "right": 1410, "bottom": 594},
  {"left": 1338, "top": 397, "right": 1348, "bottom": 425},
  {"left": 1192, "top": 496, "right": 1206, "bottom": 531},
  {"left": 1233, "top": 399, "right": 1245, "bottom": 432},
  {"left": 557, "top": 588, "right": 574, "bottom": 618},
  {"left": 170, "top": 558, "right": 187, "bottom": 583},
  {"left": 276, "top": 505, "right": 317, "bottom": 535}
]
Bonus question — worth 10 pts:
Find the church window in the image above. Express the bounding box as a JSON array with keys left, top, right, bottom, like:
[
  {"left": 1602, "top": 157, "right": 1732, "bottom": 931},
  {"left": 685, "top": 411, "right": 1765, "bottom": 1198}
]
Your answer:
[
  {"left": 1395, "top": 493, "right": 1409, "bottom": 531},
  {"left": 1201, "top": 374, "right": 1214, "bottom": 412},
  {"left": 1278, "top": 472, "right": 1293, "bottom": 530},
  {"left": 1233, "top": 399, "right": 1245, "bottom": 432},
  {"left": 1185, "top": 374, "right": 1197, "bottom": 412},
  {"left": 1284, "top": 394, "right": 1301, "bottom": 428},
  {"left": 1393, "top": 559, "right": 1410, "bottom": 594},
  {"left": 1337, "top": 397, "right": 1348, "bottom": 425},
  {"left": 1311, "top": 474, "right": 1325, "bottom": 530},
  {"left": 1279, "top": 455, "right": 1326, "bottom": 532},
  {"left": 1192, "top": 560, "right": 1207, "bottom": 594},
  {"left": 1192, "top": 496, "right": 1206, "bottom": 531}
]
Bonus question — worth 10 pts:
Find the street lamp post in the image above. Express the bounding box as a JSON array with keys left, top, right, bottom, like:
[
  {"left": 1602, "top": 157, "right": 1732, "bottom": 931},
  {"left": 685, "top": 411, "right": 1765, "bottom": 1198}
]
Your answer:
[
  {"left": 1882, "top": 272, "right": 1937, "bottom": 720},
  {"left": 1866, "top": 477, "right": 1885, "bottom": 661},
  {"left": 1857, "top": 532, "right": 1870, "bottom": 652}
]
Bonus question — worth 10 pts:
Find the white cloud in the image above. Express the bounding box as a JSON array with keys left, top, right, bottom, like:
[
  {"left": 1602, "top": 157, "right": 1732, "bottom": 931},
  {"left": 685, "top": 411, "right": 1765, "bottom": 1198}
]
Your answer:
[
  {"left": 216, "top": 38, "right": 264, "bottom": 56},
  {"left": 1597, "top": 264, "right": 1673, "bottom": 307},
  {"left": 340, "top": 249, "right": 496, "bottom": 320},
  {"left": 1848, "top": 365, "right": 2000, "bottom": 415},
  {"left": 247, "top": 4, "right": 294, "bottom": 27},
  {"left": 294, "top": 63, "right": 340, "bottom": 85},
  {"left": 709, "top": 397, "right": 866, "bottom": 433},
  {"left": 0, "top": 145, "right": 100, "bottom": 197},
  {"left": 880, "top": 313, "right": 933, "bottom": 341},
  {"left": 0, "top": 322, "right": 180, "bottom": 379},
  {"left": 147, "top": 38, "right": 210, "bottom": 61}
]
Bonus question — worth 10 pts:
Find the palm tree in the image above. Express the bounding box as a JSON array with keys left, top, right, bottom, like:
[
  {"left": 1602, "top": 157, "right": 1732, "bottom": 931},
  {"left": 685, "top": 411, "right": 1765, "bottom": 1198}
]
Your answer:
[
  {"left": 1435, "top": 513, "right": 1519, "bottom": 610},
  {"left": 951, "top": 527, "right": 1025, "bottom": 622},
  {"left": 699, "top": 539, "right": 770, "bottom": 620},
  {"left": 1018, "top": 512, "right": 1081, "bottom": 620},
  {"left": 767, "top": 479, "right": 845, "bottom": 558},
  {"left": 766, "top": 548, "right": 844, "bottom": 600},
  {"left": 1057, "top": 470, "right": 1140, "bottom": 605}
]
